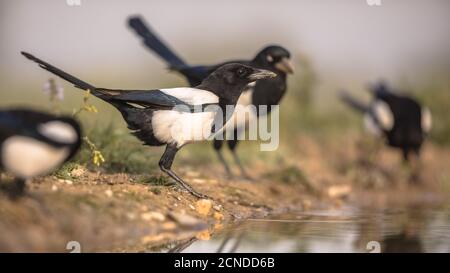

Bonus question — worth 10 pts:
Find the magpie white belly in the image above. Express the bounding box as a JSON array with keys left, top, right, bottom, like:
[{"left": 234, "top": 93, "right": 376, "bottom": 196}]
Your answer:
[
  {"left": 1, "top": 136, "right": 70, "bottom": 179},
  {"left": 223, "top": 87, "right": 257, "bottom": 134},
  {"left": 152, "top": 110, "right": 217, "bottom": 147}
]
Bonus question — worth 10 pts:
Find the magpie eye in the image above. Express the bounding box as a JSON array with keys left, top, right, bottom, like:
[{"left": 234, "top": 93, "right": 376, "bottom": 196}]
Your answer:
[{"left": 236, "top": 67, "right": 247, "bottom": 77}]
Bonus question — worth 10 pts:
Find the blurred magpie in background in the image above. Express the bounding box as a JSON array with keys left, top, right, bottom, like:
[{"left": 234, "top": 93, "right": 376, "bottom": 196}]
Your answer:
[
  {"left": 22, "top": 52, "right": 275, "bottom": 198},
  {"left": 128, "top": 16, "right": 294, "bottom": 179},
  {"left": 0, "top": 109, "right": 81, "bottom": 197},
  {"left": 339, "top": 82, "right": 432, "bottom": 163}
]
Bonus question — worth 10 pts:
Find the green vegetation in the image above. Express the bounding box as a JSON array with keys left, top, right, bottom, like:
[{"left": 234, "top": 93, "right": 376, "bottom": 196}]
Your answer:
[{"left": 53, "top": 162, "right": 82, "bottom": 180}]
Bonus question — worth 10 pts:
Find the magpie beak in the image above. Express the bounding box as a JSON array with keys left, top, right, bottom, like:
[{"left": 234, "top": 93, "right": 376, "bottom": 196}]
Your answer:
[
  {"left": 248, "top": 69, "right": 277, "bottom": 81},
  {"left": 275, "top": 57, "right": 294, "bottom": 74}
]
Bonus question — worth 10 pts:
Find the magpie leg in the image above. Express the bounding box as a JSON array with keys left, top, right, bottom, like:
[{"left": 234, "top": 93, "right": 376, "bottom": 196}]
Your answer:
[
  {"left": 409, "top": 149, "right": 422, "bottom": 185},
  {"left": 227, "top": 136, "right": 252, "bottom": 180},
  {"left": 7, "top": 178, "right": 27, "bottom": 199},
  {"left": 402, "top": 148, "right": 410, "bottom": 163},
  {"left": 213, "top": 139, "right": 233, "bottom": 178},
  {"left": 159, "top": 144, "right": 209, "bottom": 199}
]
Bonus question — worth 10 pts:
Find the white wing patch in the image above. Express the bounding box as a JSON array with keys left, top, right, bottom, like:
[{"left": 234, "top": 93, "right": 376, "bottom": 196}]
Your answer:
[
  {"left": 422, "top": 107, "right": 432, "bottom": 133},
  {"left": 372, "top": 100, "right": 394, "bottom": 131},
  {"left": 38, "top": 121, "right": 78, "bottom": 144},
  {"left": 159, "top": 88, "right": 219, "bottom": 105},
  {"left": 152, "top": 88, "right": 220, "bottom": 147},
  {"left": 1, "top": 136, "right": 70, "bottom": 179}
]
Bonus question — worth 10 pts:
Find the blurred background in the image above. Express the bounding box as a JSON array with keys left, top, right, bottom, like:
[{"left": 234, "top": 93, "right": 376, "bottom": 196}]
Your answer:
[
  {"left": 1, "top": 0, "right": 450, "bottom": 253},
  {"left": 0, "top": 0, "right": 449, "bottom": 168}
]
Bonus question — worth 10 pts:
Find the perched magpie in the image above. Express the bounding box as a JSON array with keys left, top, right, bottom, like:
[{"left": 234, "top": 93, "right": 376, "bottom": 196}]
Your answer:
[
  {"left": 22, "top": 52, "right": 276, "bottom": 198},
  {"left": 128, "top": 16, "right": 294, "bottom": 178},
  {"left": 0, "top": 109, "right": 81, "bottom": 196},
  {"left": 339, "top": 82, "right": 432, "bottom": 162}
]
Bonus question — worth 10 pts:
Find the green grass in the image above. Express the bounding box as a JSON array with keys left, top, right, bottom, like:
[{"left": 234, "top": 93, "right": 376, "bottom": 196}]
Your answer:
[
  {"left": 53, "top": 162, "right": 83, "bottom": 180},
  {"left": 73, "top": 122, "right": 161, "bottom": 174}
]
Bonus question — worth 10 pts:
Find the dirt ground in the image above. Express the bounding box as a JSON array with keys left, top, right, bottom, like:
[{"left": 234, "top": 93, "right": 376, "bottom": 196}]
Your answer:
[{"left": 0, "top": 134, "right": 449, "bottom": 252}]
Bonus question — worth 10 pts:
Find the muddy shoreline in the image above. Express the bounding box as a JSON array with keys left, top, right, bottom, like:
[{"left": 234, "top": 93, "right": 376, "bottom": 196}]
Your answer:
[
  {"left": 1, "top": 135, "right": 449, "bottom": 252},
  {"left": 0, "top": 168, "right": 323, "bottom": 252}
]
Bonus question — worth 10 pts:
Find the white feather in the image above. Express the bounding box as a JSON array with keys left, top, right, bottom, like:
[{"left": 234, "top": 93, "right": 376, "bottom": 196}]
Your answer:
[
  {"left": 152, "top": 110, "right": 217, "bottom": 147},
  {"left": 372, "top": 100, "right": 394, "bottom": 131},
  {"left": 38, "top": 121, "right": 78, "bottom": 144},
  {"left": 159, "top": 87, "right": 218, "bottom": 105},
  {"left": 152, "top": 88, "right": 219, "bottom": 147},
  {"left": 1, "top": 136, "right": 70, "bottom": 179},
  {"left": 422, "top": 107, "right": 432, "bottom": 133}
]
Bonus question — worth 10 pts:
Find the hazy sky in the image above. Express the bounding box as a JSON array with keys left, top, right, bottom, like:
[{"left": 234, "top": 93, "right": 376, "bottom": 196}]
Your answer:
[{"left": 1, "top": 0, "right": 449, "bottom": 104}]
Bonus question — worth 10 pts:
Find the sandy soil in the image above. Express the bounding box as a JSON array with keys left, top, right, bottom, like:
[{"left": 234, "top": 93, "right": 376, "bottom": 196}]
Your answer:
[{"left": 0, "top": 134, "right": 449, "bottom": 252}]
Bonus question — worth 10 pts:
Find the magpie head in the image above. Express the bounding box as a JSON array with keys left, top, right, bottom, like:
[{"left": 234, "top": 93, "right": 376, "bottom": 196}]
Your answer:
[
  {"left": 368, "top": 81, "right": 392, "bottom": 100},
  {"left": 254, "top": 45, "right": 294, "bottom": 74},
  {"left": 200, "top": 63, "right": 276, "bottom": 100}
]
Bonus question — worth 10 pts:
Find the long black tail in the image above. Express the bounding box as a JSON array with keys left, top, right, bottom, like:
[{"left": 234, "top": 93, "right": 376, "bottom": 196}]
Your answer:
[
  {"left": 128, "top": 16, "right": 186, "bottom": 68},
  {"left": 338, "top": 90, "right": 369, "bottom": 113},
  {"left": 22, "top": 52, "right": 96, "bottom": 91}
]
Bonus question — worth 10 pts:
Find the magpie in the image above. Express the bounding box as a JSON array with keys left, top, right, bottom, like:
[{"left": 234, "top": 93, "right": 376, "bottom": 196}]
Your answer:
[
  {"left": 0, "top": 109, "right": 81, "bottom": 197},
  {"left": 22, "top": 52, "right": 276, "bottom": 198},
  {"left": 339, "top": 82, "right": 432, "bottom": 162},
  {"left": 128, "top": 16, "right": 294, "bottom": 178}
]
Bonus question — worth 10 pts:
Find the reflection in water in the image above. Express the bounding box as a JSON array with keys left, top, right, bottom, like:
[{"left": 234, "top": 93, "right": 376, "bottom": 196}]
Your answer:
[
  {"left": 168, "top": 237, "right": 198, "bottom": 253},
  {"left": 173, "top": 206, "right": 450, "bottom": 253}
]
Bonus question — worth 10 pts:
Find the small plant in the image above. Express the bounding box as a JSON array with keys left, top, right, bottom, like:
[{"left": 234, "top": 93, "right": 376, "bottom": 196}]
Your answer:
[
  {"left": 72, "top": 90, "right": 105, "bottom": 167},
  {"left": 72, "top": 90, "right": 98, "bottom": 116},
  {"left": 53, "top": 162, "right": 81, "bottom": 180},
  {"left": 82, "top": 136, "right": 105, "bottom": 167}
]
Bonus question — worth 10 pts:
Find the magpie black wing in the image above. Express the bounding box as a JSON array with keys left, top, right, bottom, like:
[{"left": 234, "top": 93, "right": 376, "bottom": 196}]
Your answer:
[
  {"left": 128, "top": 16, "right": 186, "bottom": 68},
  {"left": 102, "top": 89, "right": 217, "bottom": 112},
  {"left": 101, "top": 89, "right": 186, "bottom": 109}
]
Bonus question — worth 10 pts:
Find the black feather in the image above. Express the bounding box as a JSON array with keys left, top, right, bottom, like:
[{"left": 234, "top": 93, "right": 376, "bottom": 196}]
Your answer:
[
  {"left": 21, "top": 52, "right": 96, "bottom": 92},
  {"left": 339, "top": 91, "right": 369, "bottom": 113},
  {"left": 128, "top": 16, "right": 186, "bottom": 68}
]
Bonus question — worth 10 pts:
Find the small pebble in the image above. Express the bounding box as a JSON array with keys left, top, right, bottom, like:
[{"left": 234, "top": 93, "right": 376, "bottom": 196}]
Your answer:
[
  {"left": 213, "top": 212, "right": 224, "bottom": 221},
  {"left": 195, "top": 199, "right": 212, "bottom": 217},
  {"left": 141, "top": 212, "right": 166, "bottom": 222},
  {"left": 105, "top": 189, "right": 113, "bottom": 198}
]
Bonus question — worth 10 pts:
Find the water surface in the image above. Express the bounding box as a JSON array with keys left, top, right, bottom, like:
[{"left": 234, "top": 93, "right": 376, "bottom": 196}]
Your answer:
[{"left": 169, "top": 205, "right": 450, "bottom": 253}]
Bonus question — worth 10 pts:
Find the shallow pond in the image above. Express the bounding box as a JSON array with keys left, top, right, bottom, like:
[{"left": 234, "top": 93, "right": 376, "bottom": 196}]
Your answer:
[{"left": 167, "top": 205, "right": 450, "bottom": 253}]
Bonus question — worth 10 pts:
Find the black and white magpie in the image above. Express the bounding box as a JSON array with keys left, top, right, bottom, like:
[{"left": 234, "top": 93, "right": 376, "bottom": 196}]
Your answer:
[
  {"left": 340, "top": 82, "right": 432, "bottom": 162},
  {"left": 128, "top": 16, "right": 294, "bottom": 179},
  {"left": 22, "top": 52, "right": 276, "bottom": 198},
  {"left": 0, "top": 109, "right": 82, "bottom": 196}
]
